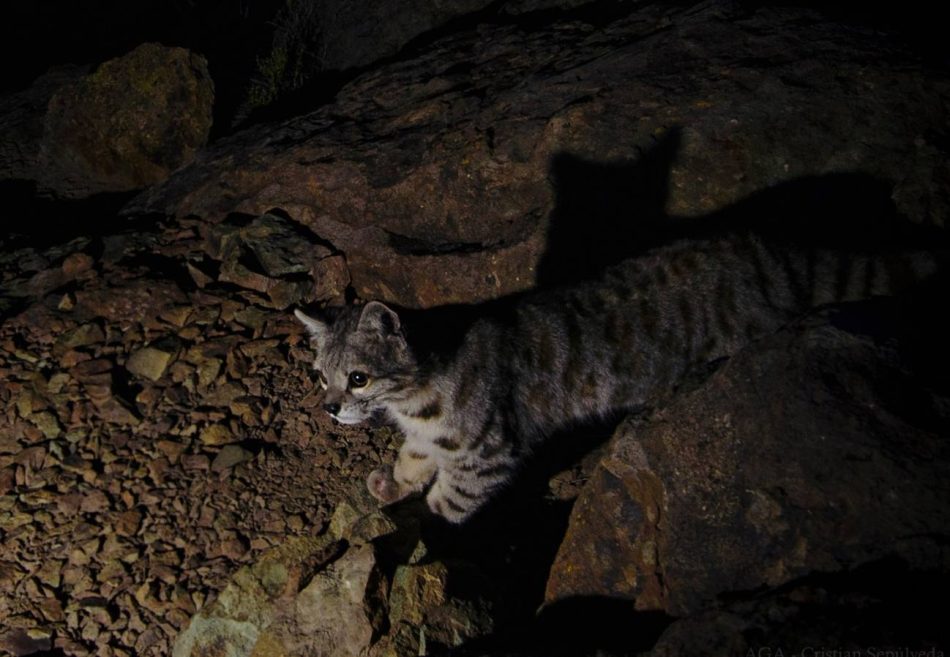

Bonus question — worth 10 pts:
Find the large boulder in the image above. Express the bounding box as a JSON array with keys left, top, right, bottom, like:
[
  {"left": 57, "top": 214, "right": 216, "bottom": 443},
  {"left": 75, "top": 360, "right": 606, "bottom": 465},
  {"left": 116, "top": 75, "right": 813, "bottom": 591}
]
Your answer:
[
  {"left": 545, "top": 299, "right": 950, "bottom": 617},
  {"left": 1, "top": 43, "right": 213, "bottom": 200},
  {"left": 127, "top": 2, "right": 949, "bottom": 307}
]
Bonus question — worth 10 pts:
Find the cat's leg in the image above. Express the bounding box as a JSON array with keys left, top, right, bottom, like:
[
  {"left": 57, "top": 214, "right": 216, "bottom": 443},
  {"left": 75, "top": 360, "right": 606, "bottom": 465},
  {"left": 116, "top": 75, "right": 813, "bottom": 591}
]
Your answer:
[
  {"left": 367, "top": 442, "right": 436, "bottom": 504},
  {"left": 425, "top": 439, "right": 514, "bottom": 523}
]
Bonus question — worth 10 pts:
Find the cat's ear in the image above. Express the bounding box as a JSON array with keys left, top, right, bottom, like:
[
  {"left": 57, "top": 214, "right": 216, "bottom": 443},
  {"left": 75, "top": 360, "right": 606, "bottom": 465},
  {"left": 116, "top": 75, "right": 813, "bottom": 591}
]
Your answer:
[
  {"left": 294, "top": 309, "right": 329, "bottom": 344},
  {"left": 358, "top": 301, "right": 401, "bottom": 336}
]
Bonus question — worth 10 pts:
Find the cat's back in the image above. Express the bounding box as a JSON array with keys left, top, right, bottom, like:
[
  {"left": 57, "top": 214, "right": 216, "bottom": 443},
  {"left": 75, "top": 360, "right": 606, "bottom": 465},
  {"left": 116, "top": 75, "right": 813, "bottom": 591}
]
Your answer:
[{"left": 491, "top": 233, "right": 938, "bottom": 433}]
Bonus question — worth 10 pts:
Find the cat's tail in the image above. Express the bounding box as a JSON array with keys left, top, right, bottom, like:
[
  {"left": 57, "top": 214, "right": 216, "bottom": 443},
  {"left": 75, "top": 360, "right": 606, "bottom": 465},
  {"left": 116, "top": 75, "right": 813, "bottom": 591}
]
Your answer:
[{"left": 811, "top": 247, "right": 947, "bottom": 306}]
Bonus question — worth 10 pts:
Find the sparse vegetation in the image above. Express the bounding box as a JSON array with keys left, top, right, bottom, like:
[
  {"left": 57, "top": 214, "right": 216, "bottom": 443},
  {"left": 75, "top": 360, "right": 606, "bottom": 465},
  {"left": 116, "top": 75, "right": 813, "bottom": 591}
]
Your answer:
[{"left": 246, "top": 0, "right": 323, "bottom": 110}]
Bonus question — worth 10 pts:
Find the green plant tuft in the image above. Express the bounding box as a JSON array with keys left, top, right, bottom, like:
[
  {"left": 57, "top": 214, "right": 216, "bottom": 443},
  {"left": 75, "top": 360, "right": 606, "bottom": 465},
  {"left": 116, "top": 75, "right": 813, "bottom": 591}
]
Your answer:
[{"left": 246, "top": 0, "right": 323, "bottom": 111}]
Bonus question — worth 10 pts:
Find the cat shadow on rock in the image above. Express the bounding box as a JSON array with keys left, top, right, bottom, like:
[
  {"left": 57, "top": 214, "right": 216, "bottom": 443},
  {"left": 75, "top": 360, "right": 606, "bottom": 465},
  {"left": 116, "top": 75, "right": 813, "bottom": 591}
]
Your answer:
[{"left": 537, "top": 128, "right": 943, "bottom": 289}]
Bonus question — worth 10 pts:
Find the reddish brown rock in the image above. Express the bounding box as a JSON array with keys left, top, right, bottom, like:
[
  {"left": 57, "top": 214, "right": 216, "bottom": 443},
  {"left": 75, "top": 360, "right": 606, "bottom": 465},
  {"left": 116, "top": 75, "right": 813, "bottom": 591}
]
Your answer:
[
  {"left": 129, "top": 4, "right": 948, "bottom": 307},
  {"left": 546, "top": 302, "right": 950, "bottom": 615}
]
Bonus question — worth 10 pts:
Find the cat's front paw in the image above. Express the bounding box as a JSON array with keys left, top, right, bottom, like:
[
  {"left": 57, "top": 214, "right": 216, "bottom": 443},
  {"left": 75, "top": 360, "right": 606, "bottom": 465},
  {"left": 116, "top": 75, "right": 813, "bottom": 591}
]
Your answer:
[{"left": 366, "top": 466, "right": 404, "bottom": 504}]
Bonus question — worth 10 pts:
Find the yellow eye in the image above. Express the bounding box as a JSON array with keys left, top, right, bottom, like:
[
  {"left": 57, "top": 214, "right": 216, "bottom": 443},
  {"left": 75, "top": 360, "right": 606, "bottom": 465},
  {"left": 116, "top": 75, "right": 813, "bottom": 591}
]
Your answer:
[{"left": 348, "top": 371, "right": 368, "bottom": 388}]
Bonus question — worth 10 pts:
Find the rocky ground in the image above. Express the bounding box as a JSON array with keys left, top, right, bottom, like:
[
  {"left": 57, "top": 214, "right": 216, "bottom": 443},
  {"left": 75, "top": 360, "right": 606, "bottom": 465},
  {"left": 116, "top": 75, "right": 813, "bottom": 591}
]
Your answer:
[{"left": 0, "top": 215, "right": 405, "bottom": 656}]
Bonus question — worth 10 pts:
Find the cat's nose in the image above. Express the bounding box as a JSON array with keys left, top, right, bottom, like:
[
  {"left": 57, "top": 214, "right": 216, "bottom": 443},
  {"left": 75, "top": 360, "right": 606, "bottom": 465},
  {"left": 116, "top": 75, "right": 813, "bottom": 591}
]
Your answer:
[{"left": 323, "top": 402, "right": 341, "bottom": 416}]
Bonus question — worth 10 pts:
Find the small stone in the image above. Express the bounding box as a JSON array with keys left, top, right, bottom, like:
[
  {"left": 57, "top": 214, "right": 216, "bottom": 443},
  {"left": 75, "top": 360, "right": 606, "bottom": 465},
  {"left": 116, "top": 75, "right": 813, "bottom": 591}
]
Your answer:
[
  {"left": 29, "top": 412, "right": 62, "bottom": 439},
  {"left": 196, "top": 358, "right": 222, "bottom": 389},
  {"left": 225, "top": 351, "right": 248, "bottom": 379},
  {"left": 79, "top": 489, "right": 110, "bottom": 514},
  {"left": 169, "top": 361, "right": 196, "bottom": 386},
  {"left": 80, "top": 620, "right": 100, "bottom": 642},
  {"left": 239, "top": 339, "right": 280, "bottom": 359},
  {"left": 227, "top": 397, "right": 261, "bottom": 426},
  {"left": 313, "top": 254, "right": 350, "bottom": 301},
  {"left": 267, "top": 280, "right": 311, "bottom": 309},
  {"left": 38, "top": 598, "right": 65, "bottom": 622},
  {"left": 389, "top": 562, "right": 449, "bottom": 626},
  {"left": 328, "top": 488, "right": 398, "bottom": 543},
  {"left": 190, "top": 305, "right": 221, "bottom": 326},
  {"left": 211, "top": 445, "right": 253, "bottom": 472},
  {"left": 199, "top": 425, "right": 235, "bottom": 446},
  {"left": 257, "top": 561, "right": 289, "bottom": 598},
  {"left": 12, "top": 348, "right": 40, "bottom": 364},
  {"left": 241, "top": 213, "right": 328, "bottom": 277},
  {"left": 16, "top": 390, "right": 40, "bottom": 417},
  {"left": 147, "top": 457, "right": 170, "bottom": 484},
  {"left": 125, "top": 347, "right": 175, "bottom": 382},
  {"left": 186, "top": 262, "right": 214, "bottom": 288},
  {"left": 97, "top": 560, "right": 127, "bottom": 584},
  {"left": 180, "top": 454, "right": 210, "bottom": 471},
  {"left": 178, "top": 326, "right": 202, "bottom": 341},
  {"left": 0, "top": 468, "right": 15, "bottom": 494},
  {"left": 62, "top": 252, "right": 95, "bottom": 276},
  {"left": 202, "top": 381, "right": 244, "bottom": 407},
  {"left": 233, "top": 306, "right": 269, "bottom": 331},
  {"left": 55, "top": 491, "right": 83, "bottom": 515},
  {"left": 218, "top": 260, "right": 277, "bottom": 293},
  {"left": 36, "top": 560, "right": 64, "bottom": 588},
  {"left": 219, "top": 300, "right": 243, "bottom": 323},
  {"left": 151, "top": 550, "right": 182, "bottom": 567},
  {"left": 20, "top": 490, "right": 56, "bottom": 506},
  {"left": 155, "top": 440, "right": 185, "bottom": 463},
  {"left": 134, "top": 581, "right": 151, "bottom": 606},
  {"left": 54, "top": 323, "right": 105, "bottom": 356},
  {"left": 115, "top": 510, "right": 142, "bottom": 536},
  {"left": 95, "top": 398, "right": 141, "bottom": 427},
  {"left": 212, "top": 536, "right": 248, "bottom": 560},
  {"left": 134, "top": 386, "right": 162, "bottom": 409},
  {"left": 13, "top": 445, "right": 48, "bottom": 470},
  {"left": 286, "top": 515, "right": 305, "bottom": 532},
  {"left": 70, "top": 358, "right": 113, "bottom": 381},
  {"left": 58, "top": 293, "right": 77, "bottom": 310},
  {"left": 59, "top": 349, "right": 92, "bottom": 368},
  {"left": 68, "top": 547, "right": 91, "bottom": 567},
  {"left": 159, "top": 305, "right": 193, "bottom": 328}
]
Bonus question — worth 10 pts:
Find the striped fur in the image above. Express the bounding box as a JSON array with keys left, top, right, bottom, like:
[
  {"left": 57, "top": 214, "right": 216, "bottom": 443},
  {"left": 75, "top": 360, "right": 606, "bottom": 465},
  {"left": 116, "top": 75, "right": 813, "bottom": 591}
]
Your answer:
[{"left": 295, "top": 235, "right": 935, "bottom": 523}]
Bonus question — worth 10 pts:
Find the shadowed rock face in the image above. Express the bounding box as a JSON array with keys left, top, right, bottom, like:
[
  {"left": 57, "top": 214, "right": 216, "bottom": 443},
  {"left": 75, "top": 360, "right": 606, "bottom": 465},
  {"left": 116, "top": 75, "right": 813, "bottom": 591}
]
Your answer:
[
  {"left": 545, "top": 298, "right": 950, "bottom": 618},
  {"left": 126, "top": 2, "right": 948, "bottom": 307}
]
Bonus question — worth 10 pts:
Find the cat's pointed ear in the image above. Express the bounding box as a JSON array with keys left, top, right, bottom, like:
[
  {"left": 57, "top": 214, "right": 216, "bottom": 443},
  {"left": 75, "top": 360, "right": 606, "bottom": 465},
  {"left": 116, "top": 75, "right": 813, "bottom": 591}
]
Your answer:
[
  {"left": 294, "top": 309, "right": 329, "bottom": 344},
  {"left": 358, "top": 301, "right": 401, "bottom": 336}
]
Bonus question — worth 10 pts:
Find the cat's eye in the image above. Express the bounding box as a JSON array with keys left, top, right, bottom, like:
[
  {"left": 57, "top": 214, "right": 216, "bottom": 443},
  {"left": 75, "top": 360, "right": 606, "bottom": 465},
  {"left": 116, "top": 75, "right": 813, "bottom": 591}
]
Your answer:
[{"left": 348, "top": 371, "right": 368, "bottom": 388}]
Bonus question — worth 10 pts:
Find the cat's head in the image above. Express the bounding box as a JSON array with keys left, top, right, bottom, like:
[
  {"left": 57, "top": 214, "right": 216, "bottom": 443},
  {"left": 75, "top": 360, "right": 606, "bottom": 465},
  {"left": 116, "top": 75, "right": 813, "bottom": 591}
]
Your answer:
[{"left": 294, "top": 302, "right": 417, "bottom": 424}]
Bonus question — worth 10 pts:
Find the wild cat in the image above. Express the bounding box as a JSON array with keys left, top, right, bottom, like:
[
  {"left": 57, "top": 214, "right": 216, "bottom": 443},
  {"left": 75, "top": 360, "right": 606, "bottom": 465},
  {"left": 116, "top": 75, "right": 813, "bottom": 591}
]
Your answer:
[{"left": 295, "top": 234, "right": 934, "bottom": 523}]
